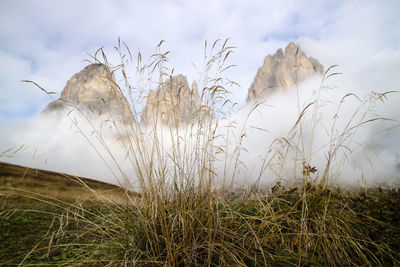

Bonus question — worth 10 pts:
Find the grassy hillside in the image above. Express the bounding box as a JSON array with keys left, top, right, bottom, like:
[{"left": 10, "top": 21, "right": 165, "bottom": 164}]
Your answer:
[
  {"left": 1, "top": 162, "right": 399, "bottom": 266},
  {"left": 0, "top": 161, "right": 135, "bottom": 206},
  {"left": 0, "top": 162, "right": 137, "bottom": 265}
]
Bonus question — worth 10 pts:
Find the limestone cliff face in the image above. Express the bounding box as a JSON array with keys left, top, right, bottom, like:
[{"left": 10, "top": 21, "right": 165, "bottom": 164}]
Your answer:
[
  {"left": 141, "top": 74, "right": 206, "bottom": 126},
  {"left": 247, "top": 42, "right": 324, "bottom": 102},
  {"left": 43, "top": 64, "right": 133, "bottom": 123}
]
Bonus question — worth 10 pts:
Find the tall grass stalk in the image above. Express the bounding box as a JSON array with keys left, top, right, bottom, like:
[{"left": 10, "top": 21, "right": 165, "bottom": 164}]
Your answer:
[{"left": 13, "top": 39, "right": 399, "bottom": 266}]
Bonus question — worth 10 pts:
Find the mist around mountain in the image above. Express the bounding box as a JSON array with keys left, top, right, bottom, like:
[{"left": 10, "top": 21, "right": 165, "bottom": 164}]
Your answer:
[
  {"left": 41, "top": 42, "right": 324, "bottom": 126},
  {"left": 1, "top": 41, "right": 399, "bottom": 188}
]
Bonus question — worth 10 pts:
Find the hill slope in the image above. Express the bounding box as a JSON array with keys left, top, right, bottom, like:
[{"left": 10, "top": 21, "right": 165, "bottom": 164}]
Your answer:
[{"left": 0, "top": 161, "right": 135, "bottom": 206}]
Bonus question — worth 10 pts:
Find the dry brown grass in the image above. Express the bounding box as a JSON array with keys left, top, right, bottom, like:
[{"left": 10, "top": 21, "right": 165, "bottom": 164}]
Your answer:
[
  {"left": 3, "top": 39, "right": 399, "bottom": 266},
  {"left": 0, "top": 161, "right": 136, "bottom": 207}
]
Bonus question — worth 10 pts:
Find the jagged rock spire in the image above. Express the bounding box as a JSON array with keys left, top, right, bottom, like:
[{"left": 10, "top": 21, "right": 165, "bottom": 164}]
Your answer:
[
  {"left": 141, "top": 74, "right": 206, "bottom": 126},
  {"left": 247, "top": 42, "right": 324, "bottom": 102},
  {"left": 43, "top": 64, "right": 134, "bottom": 123}
]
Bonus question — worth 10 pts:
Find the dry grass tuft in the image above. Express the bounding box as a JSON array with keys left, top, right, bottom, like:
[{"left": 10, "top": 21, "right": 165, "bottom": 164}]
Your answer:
[{"left": 2, "top": 39, "right": 399, "bottom": 266}]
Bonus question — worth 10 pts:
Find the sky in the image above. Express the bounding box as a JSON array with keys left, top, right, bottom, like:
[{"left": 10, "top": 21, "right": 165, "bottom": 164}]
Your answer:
[{"left": 0, "top": 0, "right": 399, "bottom": 186}]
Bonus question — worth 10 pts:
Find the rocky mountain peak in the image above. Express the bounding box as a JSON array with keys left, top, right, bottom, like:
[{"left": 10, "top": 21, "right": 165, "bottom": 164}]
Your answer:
[
  {"left": 61, "top": 64, "right": 110, "bottom": 103},
  {"left": 43, "top": 63, "right": 133, "bottom": 123},
  {"left": 247, "top": 42, "right": 324, "bottom": 102},
  {"left": 285, "top": 41, "right": 297, "bottom": 54},
  {"left": 141, "top": 74, "right": 206, "bottom": 126}
]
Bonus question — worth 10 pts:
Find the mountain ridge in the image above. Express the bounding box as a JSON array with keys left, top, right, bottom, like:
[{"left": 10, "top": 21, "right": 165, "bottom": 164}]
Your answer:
[{"left": 42, "top": 42, "right": 324, "bottom": 125}]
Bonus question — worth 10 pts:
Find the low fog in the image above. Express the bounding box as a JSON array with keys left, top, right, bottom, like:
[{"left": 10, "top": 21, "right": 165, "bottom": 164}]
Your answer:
[
  {"left": 225, "top": 76, "right": 400, "bottom": 187},
  {"left": 1, "top": 71, "right": 399, "bottom": 189}
]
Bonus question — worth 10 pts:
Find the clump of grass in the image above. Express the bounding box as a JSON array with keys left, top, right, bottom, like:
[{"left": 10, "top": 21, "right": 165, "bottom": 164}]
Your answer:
[
  {"left": 2, "top": 184, "right": 399, "bottom": 265},
  {"left": 4, "top": 39, "right": 399, "bottom": 266}
]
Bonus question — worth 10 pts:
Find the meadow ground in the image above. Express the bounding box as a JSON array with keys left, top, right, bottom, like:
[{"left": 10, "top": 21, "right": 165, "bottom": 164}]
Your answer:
[
  {"left": 0, "top": 162, "right": 135, "bottom": 265},
  {"left": 1, "top": 161, "right": 399, "bottom": 266}
]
